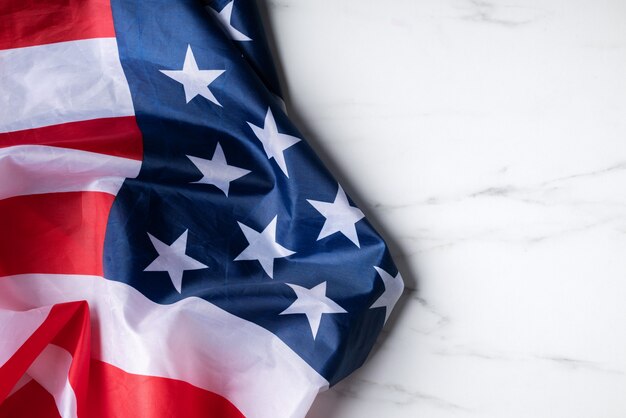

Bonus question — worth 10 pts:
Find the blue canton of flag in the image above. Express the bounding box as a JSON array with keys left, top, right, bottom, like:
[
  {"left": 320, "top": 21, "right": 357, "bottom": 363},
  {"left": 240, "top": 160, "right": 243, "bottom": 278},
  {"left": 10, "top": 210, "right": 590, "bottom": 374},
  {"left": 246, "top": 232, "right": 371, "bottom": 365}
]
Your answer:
[{"left": 104, "top": 0, "right": 403, "bottom": 389}]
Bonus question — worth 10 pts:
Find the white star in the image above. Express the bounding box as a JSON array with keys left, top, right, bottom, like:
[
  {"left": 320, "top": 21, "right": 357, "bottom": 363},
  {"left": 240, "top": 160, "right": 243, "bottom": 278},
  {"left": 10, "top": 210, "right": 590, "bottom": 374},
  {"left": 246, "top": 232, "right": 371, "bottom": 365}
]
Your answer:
[
  {"left": 370, "top": 267, "right": 404, "bottom": 323},
  {"left": 247, "top": 108, "right": 301, "bottom": 177},
  {"left": 187, "top": 143, "right": 250, "bottom": 196},
  {"left": 144, "top": 230, "right": 208, "bottom": 293},
  {"left": 160, "top": 45, "right": 225, "bottom": 105},
  {"left": 234, "top": 216, "right": 295, "bottom": 278},
  {"left": 209, "top": 1, "right": 252, "bottom": 41},
  {"left": 280, "top": 282, "right": 347, "bottom": 340},
  {"left": 307, "top": 185, "right": 365, "bottom": 247}
]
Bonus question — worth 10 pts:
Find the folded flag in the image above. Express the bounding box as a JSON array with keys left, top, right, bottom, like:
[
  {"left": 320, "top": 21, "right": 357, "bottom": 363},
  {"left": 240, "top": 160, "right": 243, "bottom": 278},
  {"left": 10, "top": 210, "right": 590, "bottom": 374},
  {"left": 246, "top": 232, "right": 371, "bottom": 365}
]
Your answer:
[{"left": 0, "top": 0, "right": 404, "bottom": 417}]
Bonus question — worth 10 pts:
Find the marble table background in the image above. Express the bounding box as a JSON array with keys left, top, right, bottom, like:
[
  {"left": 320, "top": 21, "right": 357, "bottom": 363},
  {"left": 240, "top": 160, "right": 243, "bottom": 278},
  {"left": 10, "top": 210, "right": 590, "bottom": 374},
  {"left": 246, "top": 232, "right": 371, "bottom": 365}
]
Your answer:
[{"left": 259, "top": 0, "right": 626, "bottom": 417}]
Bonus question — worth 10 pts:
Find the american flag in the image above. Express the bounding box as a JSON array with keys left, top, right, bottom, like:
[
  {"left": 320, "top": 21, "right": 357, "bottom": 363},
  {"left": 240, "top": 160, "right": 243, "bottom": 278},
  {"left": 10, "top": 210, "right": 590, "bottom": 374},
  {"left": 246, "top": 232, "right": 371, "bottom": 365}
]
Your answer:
[{"left": 0, "top": 0, "right": 404, "bottom": 417}]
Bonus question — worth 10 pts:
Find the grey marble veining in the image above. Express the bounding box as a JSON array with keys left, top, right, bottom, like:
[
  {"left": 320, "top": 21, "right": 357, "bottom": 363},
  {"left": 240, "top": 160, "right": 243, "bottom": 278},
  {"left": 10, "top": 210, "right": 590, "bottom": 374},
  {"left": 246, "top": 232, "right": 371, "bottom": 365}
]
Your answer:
[{"left": 263, "top": 0, "right": 626, "bottom": 416}]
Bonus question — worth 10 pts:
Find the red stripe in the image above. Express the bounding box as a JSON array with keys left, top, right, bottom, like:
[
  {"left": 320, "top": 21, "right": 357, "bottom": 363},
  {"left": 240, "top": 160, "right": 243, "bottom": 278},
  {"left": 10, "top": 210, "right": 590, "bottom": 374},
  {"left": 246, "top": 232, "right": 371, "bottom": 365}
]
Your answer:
[
  {"left": 87, "top": 360, "right": 245, "bottom": 418},
  {"left": 0, "top": 360, "right": 245, "bottom": 418},
  {"left": 0, "top": 192, "right": 114, "bottom": 276},
  {"left": 50, "top": 304, "right": 91, "bottom": 418},
  {"left": 0, "top": 0, "right": 115, "bottom": 50},
  {"left": 0, "top": 380, "right": 60, "bottom": 418},
  {"left": 0, "top": 302, "right": 89, "bottom": 403},
  {"left": 0, "top": 117, "right": 143, "bottom": 161}
]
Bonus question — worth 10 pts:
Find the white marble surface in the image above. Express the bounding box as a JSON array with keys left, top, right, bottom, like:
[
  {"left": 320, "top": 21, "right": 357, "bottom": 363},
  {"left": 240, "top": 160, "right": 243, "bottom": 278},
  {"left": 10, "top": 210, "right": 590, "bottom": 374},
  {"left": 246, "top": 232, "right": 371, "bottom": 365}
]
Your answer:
[{"left": 261, "top": 0, "right": 626, "bottom": 417}]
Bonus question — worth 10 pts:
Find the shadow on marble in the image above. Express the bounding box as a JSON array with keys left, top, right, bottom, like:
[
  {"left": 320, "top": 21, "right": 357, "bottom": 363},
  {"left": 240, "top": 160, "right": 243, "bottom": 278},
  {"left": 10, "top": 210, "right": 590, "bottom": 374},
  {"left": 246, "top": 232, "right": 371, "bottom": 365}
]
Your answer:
[
  {"left": 256, "top": 0, "right": 418, "bottom": 289},
  {"left": 255, "top": 1, "right": 419, "bottom": 416}
]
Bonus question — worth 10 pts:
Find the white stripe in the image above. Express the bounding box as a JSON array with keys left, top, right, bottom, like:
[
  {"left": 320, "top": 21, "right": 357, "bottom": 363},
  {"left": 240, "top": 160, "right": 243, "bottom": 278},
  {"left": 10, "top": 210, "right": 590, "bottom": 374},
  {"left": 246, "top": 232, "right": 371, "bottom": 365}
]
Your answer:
[
  {"left": 0, "top": 145, "right": 141, "bottom": 199},
  {"left": 0, "top": 38, "right": 134, "bottom": 133},
  {"left": 0, "top": 305, "right": 51, "bottom": 368},
  {"left": 24, "top": 344, "right": 78, "bottom": 418},
  {"left": 0, "top": 274, "right": 328, "bottom": 418}
]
